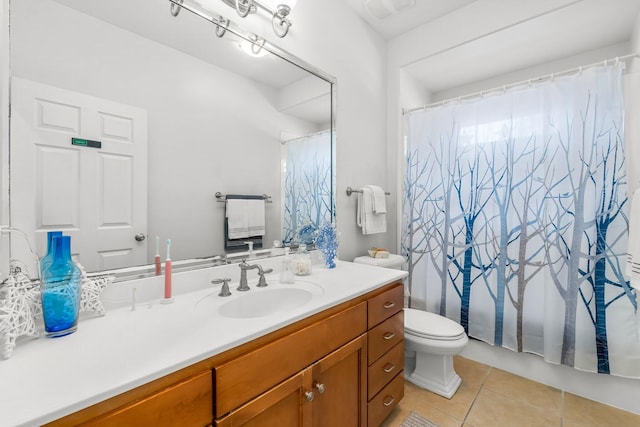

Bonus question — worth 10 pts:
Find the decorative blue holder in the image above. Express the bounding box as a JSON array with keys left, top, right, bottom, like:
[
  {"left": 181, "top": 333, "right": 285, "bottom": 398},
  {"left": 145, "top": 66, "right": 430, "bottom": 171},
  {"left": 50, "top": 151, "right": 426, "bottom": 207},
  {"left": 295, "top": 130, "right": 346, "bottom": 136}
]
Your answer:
[{"left": 315, "top": 223, "right": 339, "bottom": 269}]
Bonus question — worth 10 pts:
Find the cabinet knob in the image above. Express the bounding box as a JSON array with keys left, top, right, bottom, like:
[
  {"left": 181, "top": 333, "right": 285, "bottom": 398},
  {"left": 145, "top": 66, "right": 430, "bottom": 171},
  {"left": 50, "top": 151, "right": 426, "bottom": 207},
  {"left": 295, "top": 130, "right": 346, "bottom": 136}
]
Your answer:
[
  {"left": 383, "top": 395, "right": 395, "bottom": 407},
  {"left": 383, "top": 363, "right": 395, "bottom": 373},
  {"left": 383, "top": 301, "right": 395, "bottom": 309},
  {"left": 383, "top": 331, "right": 396, "bottom": 340},
  {"left": 314, "top": 382, "right": 325, "bottom": 394},
  {"left": 305, "top": 391, "right": 315, "bottom": 402}
]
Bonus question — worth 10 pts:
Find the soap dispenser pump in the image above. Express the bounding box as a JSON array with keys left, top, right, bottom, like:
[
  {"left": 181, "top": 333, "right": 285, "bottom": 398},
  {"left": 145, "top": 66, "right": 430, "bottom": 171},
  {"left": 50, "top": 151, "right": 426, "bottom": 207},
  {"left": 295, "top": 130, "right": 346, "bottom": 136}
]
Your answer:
[{"left": 279, "top": 247, "right": 294, "bottom": 284}]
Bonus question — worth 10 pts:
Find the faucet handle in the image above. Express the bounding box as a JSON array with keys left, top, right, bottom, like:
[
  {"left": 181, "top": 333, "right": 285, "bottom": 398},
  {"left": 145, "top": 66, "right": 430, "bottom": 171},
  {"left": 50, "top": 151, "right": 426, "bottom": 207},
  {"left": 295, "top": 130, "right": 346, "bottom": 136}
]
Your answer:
[
  {"left": 257, "top": 268, "right": 274, "bottom": 287},
  {"left": 212, "top": 278, "right": 232, "bottom": 297}
]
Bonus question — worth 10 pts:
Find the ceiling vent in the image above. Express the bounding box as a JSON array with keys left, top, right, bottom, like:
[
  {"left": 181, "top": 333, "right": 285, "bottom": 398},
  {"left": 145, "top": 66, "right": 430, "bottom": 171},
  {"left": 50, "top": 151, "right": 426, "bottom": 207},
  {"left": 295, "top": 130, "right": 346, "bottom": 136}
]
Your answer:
[{"left": 364, "top": 0, "right": 416, "bottom": 19}]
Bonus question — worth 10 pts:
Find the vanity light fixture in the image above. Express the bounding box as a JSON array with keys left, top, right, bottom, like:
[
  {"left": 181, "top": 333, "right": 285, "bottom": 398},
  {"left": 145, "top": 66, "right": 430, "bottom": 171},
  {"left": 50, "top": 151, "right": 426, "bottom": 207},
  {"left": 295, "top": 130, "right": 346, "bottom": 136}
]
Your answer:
[
  {"left": 220, "top": 0, "right": 296, "bottom": 38},
  {"left": 169, "top": 0, "right": 295, "bottom": 38}
]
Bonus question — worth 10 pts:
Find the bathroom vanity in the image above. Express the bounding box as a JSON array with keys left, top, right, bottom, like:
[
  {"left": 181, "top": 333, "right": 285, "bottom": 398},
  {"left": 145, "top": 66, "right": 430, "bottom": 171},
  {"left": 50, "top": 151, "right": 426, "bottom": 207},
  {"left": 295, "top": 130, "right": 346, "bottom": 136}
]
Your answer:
[{"left": 0, "top": 261, "right": 406, "bottom": 427}]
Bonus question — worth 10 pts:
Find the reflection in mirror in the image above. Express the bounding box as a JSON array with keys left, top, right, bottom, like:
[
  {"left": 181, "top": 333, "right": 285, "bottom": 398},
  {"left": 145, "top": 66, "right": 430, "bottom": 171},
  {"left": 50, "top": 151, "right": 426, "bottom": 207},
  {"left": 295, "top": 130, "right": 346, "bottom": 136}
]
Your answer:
[
  {"left": 282, "top": 130, "right": 334, "bottom": 245},
  {"left": 8, "top": 0, "right": 335, "bottom": 279}
]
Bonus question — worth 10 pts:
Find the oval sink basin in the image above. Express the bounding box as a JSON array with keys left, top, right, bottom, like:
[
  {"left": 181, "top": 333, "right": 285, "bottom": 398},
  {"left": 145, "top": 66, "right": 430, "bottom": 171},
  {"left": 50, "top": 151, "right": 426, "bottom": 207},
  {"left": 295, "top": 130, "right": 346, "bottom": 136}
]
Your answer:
[{"left": 218, "top": 286, "right": 318, "bottom": 319}]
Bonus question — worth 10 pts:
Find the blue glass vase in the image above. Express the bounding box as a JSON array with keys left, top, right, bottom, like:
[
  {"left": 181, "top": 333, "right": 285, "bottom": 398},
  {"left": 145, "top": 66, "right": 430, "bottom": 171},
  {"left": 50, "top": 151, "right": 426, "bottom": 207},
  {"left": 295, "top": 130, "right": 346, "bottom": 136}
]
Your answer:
[
  {"left": 41, "top": 235, "right": 82, "bottom": 337},
  {"left": 40, "top": 231, "right": 63, "bottom": 275}
]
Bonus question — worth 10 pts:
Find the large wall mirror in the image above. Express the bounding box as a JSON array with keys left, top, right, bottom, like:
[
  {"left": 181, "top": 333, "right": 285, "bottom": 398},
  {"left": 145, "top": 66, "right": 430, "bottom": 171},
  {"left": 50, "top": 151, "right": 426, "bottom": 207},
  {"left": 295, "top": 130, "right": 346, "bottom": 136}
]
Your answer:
[{"left": 8, "top": 0, "right": 335, "bottom": 279}]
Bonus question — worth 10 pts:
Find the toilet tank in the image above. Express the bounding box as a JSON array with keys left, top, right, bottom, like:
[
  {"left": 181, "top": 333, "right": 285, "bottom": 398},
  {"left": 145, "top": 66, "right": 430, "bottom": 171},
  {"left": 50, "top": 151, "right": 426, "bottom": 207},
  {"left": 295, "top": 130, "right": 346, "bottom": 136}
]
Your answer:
[{"left": 353, "top": 254, "right": 406, "bottom": 270}]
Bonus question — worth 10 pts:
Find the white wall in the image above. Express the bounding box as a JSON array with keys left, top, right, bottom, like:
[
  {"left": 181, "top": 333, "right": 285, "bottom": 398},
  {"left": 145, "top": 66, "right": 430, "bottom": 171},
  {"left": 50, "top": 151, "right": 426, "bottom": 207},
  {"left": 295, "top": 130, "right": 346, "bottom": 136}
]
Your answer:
[{"left": 386, "top": 1, "right": 640, "bottom": 416}]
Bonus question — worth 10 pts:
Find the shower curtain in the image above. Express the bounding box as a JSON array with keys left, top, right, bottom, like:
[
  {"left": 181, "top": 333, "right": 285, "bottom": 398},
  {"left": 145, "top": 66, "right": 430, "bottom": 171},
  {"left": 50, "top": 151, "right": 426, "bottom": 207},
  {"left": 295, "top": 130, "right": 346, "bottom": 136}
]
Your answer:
[
  {"left": 282, "top": 131, "right": 333, "bottom": 244},
  {"left": 402, "top": 63, "right": 640, "bottom": 377}
]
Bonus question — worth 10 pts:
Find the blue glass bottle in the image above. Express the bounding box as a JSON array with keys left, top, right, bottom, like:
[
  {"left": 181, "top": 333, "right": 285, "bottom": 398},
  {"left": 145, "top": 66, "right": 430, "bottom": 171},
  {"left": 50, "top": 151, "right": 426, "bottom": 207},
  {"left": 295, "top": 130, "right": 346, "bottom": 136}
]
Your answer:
[
  {"left": 41, "top": 235, "right": 82, "bottom": 337},
  {"left": 40, "top": 231, "right": 63, "bottom": 276}
]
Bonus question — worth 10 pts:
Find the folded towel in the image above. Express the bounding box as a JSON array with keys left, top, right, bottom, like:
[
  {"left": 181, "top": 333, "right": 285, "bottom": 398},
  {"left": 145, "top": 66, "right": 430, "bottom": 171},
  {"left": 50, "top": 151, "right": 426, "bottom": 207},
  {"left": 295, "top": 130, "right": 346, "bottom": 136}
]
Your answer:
[
  {"left": 357, "top": 187, "right": 386, "bottom": 234},
  {"left": 247, "top": 199, "right": 266, "bottom": 237},
  {"left": 365, "top": 185, "right": 387, "bottom": 214},
  {"left": 226, "top": 199, "right": 249, "bottom": 239},
  {"left": 626, "top": 189, "right": 640, "bottom": 291}
]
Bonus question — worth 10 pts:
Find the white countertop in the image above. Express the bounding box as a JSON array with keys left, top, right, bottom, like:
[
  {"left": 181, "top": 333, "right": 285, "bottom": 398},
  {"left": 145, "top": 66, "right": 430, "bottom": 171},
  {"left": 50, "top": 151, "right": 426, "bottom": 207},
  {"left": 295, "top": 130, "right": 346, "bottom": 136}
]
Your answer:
[{"left": 0, "top": 260, "right": 407, "bottom": 427}]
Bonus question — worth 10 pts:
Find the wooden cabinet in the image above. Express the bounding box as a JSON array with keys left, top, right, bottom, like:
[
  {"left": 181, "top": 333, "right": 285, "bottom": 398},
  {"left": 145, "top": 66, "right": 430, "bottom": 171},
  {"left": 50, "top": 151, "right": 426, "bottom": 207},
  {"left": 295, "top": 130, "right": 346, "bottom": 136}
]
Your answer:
[
  {"left": 366, "top": 283, "right": 405, "bottom": 427},
  {"left": 46, "top": 281, "right": 404, "bottom": 427},
  {"left": 215, "top": 335, "right": 367, "bottom": 427},
  {"left": 213, "top": 302, "right": 367, "bottom": 418}
]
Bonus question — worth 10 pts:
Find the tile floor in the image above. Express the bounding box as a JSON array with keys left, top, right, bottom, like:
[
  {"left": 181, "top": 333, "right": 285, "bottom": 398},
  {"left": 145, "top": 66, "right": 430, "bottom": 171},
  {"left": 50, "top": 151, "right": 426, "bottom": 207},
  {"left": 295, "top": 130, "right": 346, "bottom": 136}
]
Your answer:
[{"left": 380, "top": 356, "right": 640, "bottom": 427}]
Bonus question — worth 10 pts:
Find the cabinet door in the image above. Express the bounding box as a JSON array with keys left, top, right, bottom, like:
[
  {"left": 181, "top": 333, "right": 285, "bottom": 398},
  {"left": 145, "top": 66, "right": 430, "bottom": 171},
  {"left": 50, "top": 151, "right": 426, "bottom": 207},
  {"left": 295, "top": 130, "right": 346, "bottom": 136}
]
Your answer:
[
  {"left": 310, "top": 335, "right": 367, "bottom": 427},
  {"left": 215, "top": 370, "right": 312, "bottom": 427}
]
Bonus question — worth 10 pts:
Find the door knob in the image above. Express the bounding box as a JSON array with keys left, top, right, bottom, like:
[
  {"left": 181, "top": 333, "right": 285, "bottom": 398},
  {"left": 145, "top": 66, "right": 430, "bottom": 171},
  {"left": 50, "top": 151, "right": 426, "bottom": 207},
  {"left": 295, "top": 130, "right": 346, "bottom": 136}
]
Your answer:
[
  {"left": 135, "top": 233, "right": 146, "bottom": 242},
  {"left": 304, "top": 391, "right": 315, "bottom": 401},
  {"left": 314, "top": 382, "right": 325, "bottom": 394}
]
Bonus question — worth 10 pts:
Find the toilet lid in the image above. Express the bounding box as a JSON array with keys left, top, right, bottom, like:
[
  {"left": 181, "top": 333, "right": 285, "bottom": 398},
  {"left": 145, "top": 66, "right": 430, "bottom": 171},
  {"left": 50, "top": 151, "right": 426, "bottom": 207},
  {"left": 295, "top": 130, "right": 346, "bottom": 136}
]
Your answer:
[{"left": 404, "top": 308, "right": 466, "bottom": 340}]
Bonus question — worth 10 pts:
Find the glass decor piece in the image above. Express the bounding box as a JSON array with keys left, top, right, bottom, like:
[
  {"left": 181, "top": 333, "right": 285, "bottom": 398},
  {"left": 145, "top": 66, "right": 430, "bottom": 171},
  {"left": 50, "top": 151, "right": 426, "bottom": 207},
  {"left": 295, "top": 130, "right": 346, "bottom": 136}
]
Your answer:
[
  {"left": 39, "top": 231, "right": 63, "bottom": 275},
  {"left": 315, "top": 223, "right": 338, "bottom": 269},
  {"left": 294, "top": 244, "right": 312, "bottom": 276},
  {"left": 41, "top": 236, "right": 82, "bottom": 337}
]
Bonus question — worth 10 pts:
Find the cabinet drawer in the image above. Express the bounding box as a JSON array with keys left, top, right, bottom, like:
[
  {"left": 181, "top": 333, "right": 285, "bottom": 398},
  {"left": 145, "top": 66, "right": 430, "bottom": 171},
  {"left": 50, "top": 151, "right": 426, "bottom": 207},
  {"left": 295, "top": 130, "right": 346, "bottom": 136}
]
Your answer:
[
  {"left": 368, "top": 283, "right": 403, "bottom": 329},
  {"left": 367, "top": 372, "right": 404, "bottom": 427},
  {"left": 367, "top": 341, "right": 404, "bottom": 400},
  {"left": 214, "top": 302, "right": 367, "bottom": 417},
  {"left": 368, "top": 311, "right": 403, "bottom": 363},
  {"left": 82, "top": 371, "right": 213, "bottom": 427}
]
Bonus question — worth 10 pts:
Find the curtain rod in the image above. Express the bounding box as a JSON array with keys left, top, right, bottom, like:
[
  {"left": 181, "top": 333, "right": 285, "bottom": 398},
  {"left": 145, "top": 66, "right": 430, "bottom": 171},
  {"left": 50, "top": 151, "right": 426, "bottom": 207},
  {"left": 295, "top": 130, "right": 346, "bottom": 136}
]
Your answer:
[
  {"left": 404, "top": 53, "right": 640, "bottom": 115},
  {"left": 282, "top": 128, "right": 333, "bottom": 144}
]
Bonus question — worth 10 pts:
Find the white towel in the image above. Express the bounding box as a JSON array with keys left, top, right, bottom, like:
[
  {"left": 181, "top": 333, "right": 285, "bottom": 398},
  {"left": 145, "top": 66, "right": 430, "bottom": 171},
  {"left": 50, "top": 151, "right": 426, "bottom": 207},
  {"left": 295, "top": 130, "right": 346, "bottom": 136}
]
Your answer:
[
  {"left": 626, "top": 189, "right": 640, "bottom": 291},
  {"left": 365, "top": 185, "right": 387, "bottom": 214},
  {"left": 246, "top": 199, "right": 266, "bottom": 237},
  {"left": 226, "top": 199, "right": 249, "bottom": 239},
  {"left": 357, "top": 187, "right": 386, "bottom": 234}
]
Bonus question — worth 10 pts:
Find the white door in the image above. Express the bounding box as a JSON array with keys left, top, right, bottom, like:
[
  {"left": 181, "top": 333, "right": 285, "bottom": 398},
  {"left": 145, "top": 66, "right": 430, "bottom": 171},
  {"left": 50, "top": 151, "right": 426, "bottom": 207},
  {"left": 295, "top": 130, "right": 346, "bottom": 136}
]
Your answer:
[{"left": 10, "top": 77, "right": 148, "bottom": 274}]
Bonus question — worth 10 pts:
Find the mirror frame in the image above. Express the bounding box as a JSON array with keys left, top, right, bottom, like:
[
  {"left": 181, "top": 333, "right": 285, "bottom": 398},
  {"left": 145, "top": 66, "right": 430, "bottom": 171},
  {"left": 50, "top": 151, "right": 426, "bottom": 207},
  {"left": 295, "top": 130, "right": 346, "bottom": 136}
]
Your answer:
[{"left": 5, "top": 0, "right": 336, "bottom": 281}]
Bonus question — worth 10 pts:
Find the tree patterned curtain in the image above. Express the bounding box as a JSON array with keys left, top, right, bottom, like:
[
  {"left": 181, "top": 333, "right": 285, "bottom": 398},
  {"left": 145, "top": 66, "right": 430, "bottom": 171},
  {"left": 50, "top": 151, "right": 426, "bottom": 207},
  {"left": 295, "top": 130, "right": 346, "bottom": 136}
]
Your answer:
[
  {"left": 402, "top": 63, "right": 640, "bottom": 377},
  {"left": 282, "top": 131, "right": 333, "bottom": 244}
]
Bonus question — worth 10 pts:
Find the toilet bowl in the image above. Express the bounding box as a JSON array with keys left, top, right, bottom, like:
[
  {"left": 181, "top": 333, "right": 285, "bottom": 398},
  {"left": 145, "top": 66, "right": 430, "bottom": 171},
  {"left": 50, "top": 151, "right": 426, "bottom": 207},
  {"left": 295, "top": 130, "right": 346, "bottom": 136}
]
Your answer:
[
  {"left": 352, "top": 254, "right": 468, "bottom": 398},
  {"left": 404, "top": 308, "right": 468, "bottom": 398}
]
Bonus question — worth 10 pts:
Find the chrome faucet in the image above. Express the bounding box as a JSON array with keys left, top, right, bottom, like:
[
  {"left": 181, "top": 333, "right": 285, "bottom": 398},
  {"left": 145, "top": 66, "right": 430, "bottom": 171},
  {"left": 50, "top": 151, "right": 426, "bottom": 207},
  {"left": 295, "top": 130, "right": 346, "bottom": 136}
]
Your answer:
[
  {"left": 238, "top": 260, "right": 273, "bottom": 291},
  {"left": 238, "top": 260, "right": 259, "bottom": 291}
]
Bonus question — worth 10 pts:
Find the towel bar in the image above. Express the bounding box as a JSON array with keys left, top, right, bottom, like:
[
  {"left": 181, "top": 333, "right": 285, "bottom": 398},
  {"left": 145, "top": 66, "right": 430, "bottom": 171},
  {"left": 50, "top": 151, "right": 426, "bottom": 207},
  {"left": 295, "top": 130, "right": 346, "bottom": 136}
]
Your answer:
[
  {"left": 215, "top": 192, "right": 272, "bottom": 203},
  {"left": 346, "top": 186, "right": 390, "bottom": 197}
]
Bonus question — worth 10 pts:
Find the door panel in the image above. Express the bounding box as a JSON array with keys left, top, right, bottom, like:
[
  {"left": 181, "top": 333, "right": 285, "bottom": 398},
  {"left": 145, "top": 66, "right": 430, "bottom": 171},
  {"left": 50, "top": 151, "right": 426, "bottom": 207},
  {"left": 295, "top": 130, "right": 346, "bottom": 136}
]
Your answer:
[{"left": 11, "top": 77, "right": 148, "bottom": 273}]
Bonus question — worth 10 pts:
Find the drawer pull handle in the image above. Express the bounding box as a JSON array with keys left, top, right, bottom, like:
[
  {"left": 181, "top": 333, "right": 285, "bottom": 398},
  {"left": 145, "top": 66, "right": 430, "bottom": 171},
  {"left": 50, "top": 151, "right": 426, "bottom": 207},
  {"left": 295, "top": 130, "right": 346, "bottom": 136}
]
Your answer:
[
  {"left": 383, "top": 332, "right": 396, "bottom": 340},
  {"left": 383, "top": 301, "right": 395, "bottom": 309},
  {"left": 305, "top": 391, "right": 315, "bottom": 402},
  {"left": 383, "top": 395, "right": 395, "bottom": 407},
  {"left": 314, "top": 382, "right": 326, "bottom": 394},
  {"left": 383, "top": 363, "right": 396, "bottom": 373}
]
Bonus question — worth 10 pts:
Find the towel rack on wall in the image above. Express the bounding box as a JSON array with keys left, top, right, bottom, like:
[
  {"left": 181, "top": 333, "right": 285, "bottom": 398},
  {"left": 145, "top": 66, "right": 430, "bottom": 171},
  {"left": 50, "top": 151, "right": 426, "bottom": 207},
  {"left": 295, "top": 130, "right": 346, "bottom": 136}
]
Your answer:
[
  {"left": 215, "top": 192, "right": 273, "bottom": 203},
  {"left": 346, "top": 186, "right": 390, "bottom": 197}
]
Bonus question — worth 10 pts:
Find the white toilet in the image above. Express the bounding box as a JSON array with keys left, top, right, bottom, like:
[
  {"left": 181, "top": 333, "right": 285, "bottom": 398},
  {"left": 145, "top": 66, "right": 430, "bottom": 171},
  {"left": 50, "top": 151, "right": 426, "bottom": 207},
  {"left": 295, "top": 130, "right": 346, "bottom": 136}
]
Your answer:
[
  {"left": 404, "top": 308, "right": 468, "bottom": 398},
  {"left": 353, "top": 253, "right": 469, "bottom": 399}
]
